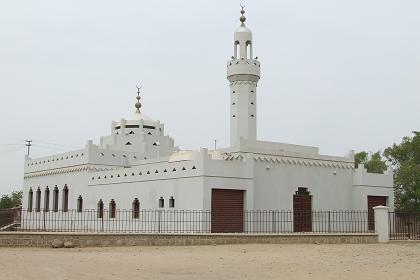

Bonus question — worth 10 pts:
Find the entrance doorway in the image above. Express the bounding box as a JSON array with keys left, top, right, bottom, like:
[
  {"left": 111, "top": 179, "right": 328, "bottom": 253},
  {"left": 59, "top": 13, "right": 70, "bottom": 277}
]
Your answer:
[
  {"left": 293, "top": 187, "right": 312, "bottom": 232},
  {"left": 211, "top": 189, "right": 244, "bottom": 233}
]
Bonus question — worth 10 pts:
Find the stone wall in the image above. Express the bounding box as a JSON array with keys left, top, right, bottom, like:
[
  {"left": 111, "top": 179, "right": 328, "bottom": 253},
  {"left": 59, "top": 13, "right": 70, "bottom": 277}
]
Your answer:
[{"left": 0, "top": 232, "right": 378, "bottom": 247}]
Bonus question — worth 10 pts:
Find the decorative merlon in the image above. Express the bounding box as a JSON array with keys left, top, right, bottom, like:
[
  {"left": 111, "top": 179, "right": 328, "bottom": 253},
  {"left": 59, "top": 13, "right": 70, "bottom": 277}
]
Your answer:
[
  {"left": 24, "top": 165, "right": 117, "bottom": 178},
  {"left": 224, "top": 154, "right": 354, "bottom": 169}
]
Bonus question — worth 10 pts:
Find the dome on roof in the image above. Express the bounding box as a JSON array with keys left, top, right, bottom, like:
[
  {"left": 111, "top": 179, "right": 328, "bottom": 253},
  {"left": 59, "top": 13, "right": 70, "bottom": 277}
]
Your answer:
[
  {"left": 113, "top": 87, "right": 159, "bottom": 126},
  {"left": 114, "top": 111, "right": 158, "bottom": 128},
  {"left": 128, "top": 111, "right": 154, "bottom": 122}
]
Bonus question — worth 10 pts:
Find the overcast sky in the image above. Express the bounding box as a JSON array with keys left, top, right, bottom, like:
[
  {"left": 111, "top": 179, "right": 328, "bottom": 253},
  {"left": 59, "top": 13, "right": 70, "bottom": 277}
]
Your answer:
[{"left": 0, "top": 0, "right": 419, "bottom": 195}]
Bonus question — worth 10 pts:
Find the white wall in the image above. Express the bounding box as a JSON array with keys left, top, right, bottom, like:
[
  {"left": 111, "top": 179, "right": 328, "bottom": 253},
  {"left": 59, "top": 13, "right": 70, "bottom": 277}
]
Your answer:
[
  {"left": 352, "top": 164, "right": 394, "bottom": 211},
  {"left": 252, "top": 160, "right": 354, "bottom": 210},
  {"left": 23, "top": 171, "right": 89, "bottom": 211},
  {"left": 86, "top": 177, "right": 204, "bottom": 210},
  {"left": 22, "top": 142, "right": 394, "bottom": 227}
]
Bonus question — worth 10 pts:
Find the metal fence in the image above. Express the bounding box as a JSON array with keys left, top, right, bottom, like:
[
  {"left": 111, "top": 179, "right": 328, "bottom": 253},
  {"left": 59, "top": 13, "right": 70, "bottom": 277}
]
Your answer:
[
  {"left": 389, "top": 212, "right": 420, "bottom": 240},
  {"left": 20, "top": 209, "right": 211, "bottom": 233},
  {"left": 244, "top": 210, "right": 369, "bottom": 233},
  {"left": 17, "top": 209, "right": 370, "bottom": 234}
]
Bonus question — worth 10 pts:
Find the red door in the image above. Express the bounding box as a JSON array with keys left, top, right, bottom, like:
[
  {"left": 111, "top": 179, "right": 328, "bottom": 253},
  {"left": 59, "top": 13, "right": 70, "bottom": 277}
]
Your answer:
[
  {"left": 367, "top": 196, "right": 387, "bottom": 231},
  {"left": 293, "top": 188, "right": 312, "bottom": 232},
  {"left": 211, "top": 189, "right": 244, "bottom": 233}
]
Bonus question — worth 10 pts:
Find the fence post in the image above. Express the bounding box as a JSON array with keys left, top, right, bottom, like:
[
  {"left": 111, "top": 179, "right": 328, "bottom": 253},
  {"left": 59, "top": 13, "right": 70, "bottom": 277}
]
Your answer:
[
  {"left": 328, "top": 211, "right": 331, "bottom": 233},
  {"left": 373, "top": 206, "right": 389, "bottom": 243},
  {"left": 43, "top": 210, "right": 46, "bottom": 231},
  {"left": 101, "top": 216, "right": 104, "bottom": 232},
  {"left": 271, "top": 211, "right": 275, "bottom": 233},
  {"left": 158, "top": 210, "right": 161, "bottom": 233}
]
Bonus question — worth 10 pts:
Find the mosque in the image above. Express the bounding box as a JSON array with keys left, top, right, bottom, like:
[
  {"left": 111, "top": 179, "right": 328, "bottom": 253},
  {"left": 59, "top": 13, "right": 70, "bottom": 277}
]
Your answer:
[{"left": 22, "top": 8, "right": 393, "bottom": 232}]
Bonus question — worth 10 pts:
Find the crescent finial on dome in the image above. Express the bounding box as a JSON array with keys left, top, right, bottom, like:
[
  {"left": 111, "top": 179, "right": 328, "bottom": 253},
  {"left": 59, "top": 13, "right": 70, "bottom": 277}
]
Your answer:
[
  {"left": 135, "top": 84, "right": 142, "bottom": 113},
  {"left": 240, "top": 4, "right": 246, "bottom": 23}
]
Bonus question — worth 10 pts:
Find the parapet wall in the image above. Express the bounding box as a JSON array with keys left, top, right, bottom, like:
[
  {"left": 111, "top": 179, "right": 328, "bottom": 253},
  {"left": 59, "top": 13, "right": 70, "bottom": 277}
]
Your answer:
[
  {"left": 353, "top": 164, "right": 393, "bottom": 188},
  {"left": 24, "top": 149, "right": 88, "bottom": 174},
  {"left": 0, "top": 232, "right": 377, "bottom": 247}
]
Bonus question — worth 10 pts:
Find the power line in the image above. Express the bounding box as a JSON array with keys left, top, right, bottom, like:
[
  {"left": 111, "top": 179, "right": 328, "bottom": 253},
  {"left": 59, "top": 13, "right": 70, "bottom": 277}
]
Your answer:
[
  {"left": 0, "top": 137, "right": 81, "bottom": 149},
  {"left": 0, "top": 146, "right": 25, "bottom": 154},
  {"left": 33, "top": 140, "right": 81, "bottom": 149},
  {"left": 0, "top": 144, "right": 24, "bottom": 146},
  {"left": 31, "top": 144, "right": 73, "bottom": 152}
]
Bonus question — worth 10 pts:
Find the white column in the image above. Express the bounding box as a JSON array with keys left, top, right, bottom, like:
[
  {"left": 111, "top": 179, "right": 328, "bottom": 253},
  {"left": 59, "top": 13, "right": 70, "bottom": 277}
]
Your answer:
[
  {"left": 373, "top": 206, "right": 389, "bottom": 243},
  {"left": 249, "top": 43, "right": 253, "bottom": 59}
]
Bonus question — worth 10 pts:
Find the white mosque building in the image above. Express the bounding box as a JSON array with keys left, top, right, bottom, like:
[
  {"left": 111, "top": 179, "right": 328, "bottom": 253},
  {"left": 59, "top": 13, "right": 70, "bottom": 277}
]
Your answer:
[{"left": 22, "top": 8, "right": 393, "bottom": 233}]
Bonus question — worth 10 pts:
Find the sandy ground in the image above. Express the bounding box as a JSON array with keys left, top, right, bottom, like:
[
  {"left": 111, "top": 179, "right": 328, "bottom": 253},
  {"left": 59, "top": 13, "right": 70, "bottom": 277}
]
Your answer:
[{"left": 0, "top": 243, "right": 419, "bottom": 280}]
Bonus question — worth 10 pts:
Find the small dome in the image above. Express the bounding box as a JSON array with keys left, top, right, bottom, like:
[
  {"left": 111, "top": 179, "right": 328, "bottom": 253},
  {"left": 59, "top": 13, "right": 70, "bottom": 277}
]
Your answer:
[
  {"left": 234, "top": 23, "right": 252, "bottom": 43},
  {"left": 115, "top": 86, "right": 159, "bottom": 127},
  {"left": 114, "top": 111, "right": 158, "bottom": 129},
  {"left": 235, "top": 23, "right": 252, "bottom": 34},
  {"left": 128, "top": 111, "right": 154, "bottom": 122}
]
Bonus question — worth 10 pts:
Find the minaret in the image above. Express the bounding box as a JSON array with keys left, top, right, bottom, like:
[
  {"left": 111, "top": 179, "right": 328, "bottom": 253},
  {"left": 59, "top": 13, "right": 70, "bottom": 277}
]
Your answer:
[{"left": 227, "top": 6, "right": 261, "bottom": 147}]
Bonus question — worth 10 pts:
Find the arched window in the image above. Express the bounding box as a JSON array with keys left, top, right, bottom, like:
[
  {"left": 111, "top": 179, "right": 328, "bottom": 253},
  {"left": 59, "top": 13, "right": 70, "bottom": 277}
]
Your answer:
[
  {"left": 158, "top": 197, "right": 164, "bottom": 208},
  {"left": 52, "top": 186, "right": 59, "bottom": 212},
  {"left": 27, "top": 188, "right": 33, "bottom": 212},
  {"left": 97, "top": 199, "right": 104, "bottom": 218},
  {"left": 35, "top": 187, "right": 41, "bottom": 212},
  {"left": 109, "top": 199, "right": 116, "bottom": 218},
  {"left": 132, "top": 198, "right": 140, "bottom": 219},
  {"left": 77, "top": 195, "right": 83, "bottom": 212},
  {"left": 44, "top": 187, "right": 50, "bottom": 212},
  {"left": 62, "top": 184, "right": 69, "bottom": 212},
  {"left": 169, "top": 196, "right": 175, "bottom": 208}
]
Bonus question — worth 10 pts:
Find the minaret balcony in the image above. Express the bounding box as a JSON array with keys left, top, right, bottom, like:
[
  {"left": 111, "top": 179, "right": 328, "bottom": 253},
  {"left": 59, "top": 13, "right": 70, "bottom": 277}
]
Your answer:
[{"left": 227, "top": 58, "right": 260, "bottom": 81}]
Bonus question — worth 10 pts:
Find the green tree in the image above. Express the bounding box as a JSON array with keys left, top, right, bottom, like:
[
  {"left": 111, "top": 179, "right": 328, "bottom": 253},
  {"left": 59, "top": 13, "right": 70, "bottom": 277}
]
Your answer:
[
  {"left": 0, "top": 195, "right": 13, "bottom": 209},
  {"left": 355, "top": 151, "right": 387, "bottom": 174},
  {"left": 0, "top": 190, "right": 22, "bottom": 209},
  {"left": 384, "top": 131, "right": 420, "bottom": 211},
  {"left": 10, "top": 191, "right": 22, "bottom": 207}
]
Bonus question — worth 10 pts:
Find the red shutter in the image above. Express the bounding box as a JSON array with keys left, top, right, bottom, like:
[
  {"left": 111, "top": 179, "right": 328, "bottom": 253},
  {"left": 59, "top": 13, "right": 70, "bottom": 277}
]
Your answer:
[{"left": 211, "top": 189, "right": 244, "bottom": 233}]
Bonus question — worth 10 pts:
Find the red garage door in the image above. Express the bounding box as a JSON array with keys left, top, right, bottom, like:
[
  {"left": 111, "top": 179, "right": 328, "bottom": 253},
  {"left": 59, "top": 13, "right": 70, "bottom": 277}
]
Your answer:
[
  {"left": 211, "top": 189, "right": 244, "bottom": 233},
  {"left": 368, "top": 196, "right": 387, "bottom": 231}
]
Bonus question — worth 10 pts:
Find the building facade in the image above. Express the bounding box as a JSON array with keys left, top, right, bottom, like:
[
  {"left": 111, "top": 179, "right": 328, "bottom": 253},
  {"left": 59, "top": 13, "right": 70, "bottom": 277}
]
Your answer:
[{"left": 22, "top": 9, "right": 394, "bottom": 232}]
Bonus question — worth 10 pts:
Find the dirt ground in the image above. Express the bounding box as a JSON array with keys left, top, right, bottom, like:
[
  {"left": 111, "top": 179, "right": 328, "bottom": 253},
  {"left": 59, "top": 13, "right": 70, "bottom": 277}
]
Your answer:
[{"left": 0, "top": 243, "right": 419, "bottom": 280}]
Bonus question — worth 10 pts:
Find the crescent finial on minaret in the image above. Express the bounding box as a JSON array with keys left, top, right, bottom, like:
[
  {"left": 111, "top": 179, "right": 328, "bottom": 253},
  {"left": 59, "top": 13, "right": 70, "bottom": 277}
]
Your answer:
[
  {"left": 240, "top": 4, "right": 246, "bottom": 23},
  {"left": 135, "top": 84, "right": 142, "bottom": 113}
]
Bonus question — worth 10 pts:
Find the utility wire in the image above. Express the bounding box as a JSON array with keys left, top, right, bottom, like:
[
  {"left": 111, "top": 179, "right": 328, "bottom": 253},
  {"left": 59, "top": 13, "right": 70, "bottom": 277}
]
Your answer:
[
  {"left": 0, "top": 146, "right": 25, "bottom": 154},
  {"left": 31, "top": 144, "right": 73, "bottom": 152},
  {"left": 0, "top": 137, "right": 81, "bottom": 149},
  {"left": 32, "top": 139, "right": 81, "bottom": 149},
  {"left": 0, "top": 144, "right": 24, "bottom": 146}
]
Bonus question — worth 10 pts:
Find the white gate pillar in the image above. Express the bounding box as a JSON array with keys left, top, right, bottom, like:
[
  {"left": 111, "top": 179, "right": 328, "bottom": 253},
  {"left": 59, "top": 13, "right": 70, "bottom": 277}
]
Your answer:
[{"left": 373, "top": 205, "right": 389, "bottom": 243}]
